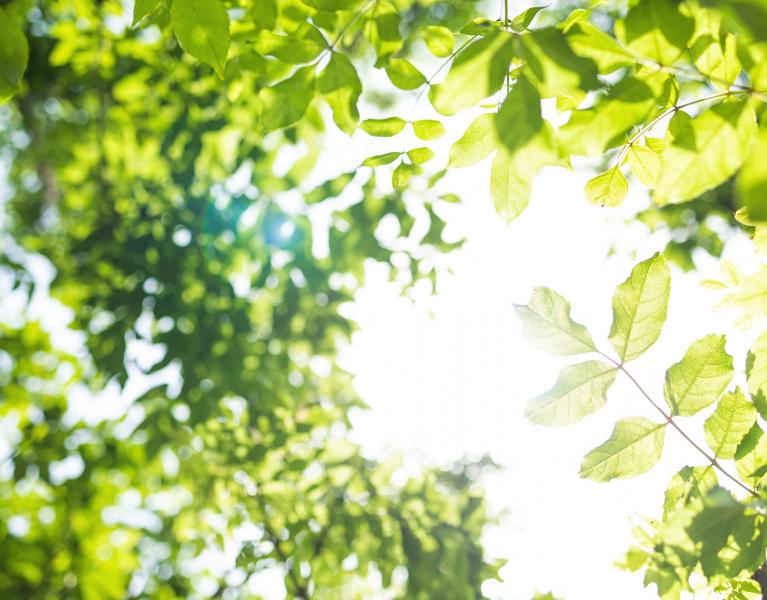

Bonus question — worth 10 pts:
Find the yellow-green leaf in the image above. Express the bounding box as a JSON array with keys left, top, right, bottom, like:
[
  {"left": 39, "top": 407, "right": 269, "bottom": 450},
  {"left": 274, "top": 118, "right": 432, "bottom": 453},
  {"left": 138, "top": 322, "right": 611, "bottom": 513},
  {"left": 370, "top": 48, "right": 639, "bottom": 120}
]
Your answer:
[
  {"left": 385, "top": 58, "right": 426, "bottom": 90},
  {"left": 704, "top": 388, "right": 757, "bottom": 459},
  {"left": 609, "top": 253, "right": 670, "bottom": 363},
  {"left": 514, "top": 287, "right": 597, "bottom": 356},
  {"left": 663, "top": 334, "right": 734, "bottom": 417},
  {"left": 585, "top": 168, "right": 628, "bottom": 207},
  {"left": 0, "top": 7, "right": 29, "bottom": 104},
  {"left": 360, "top": 117, "right": 407, "bottom": 137},
  {"left": 412, "top": 119, "right": 445, "bottom": 141},
  {"left": 171, "top": 0, "right": 230, "bottom": 78},
  {"left": 580, "top": 417, "right": 666, "bottom": 481},
  {"left": 448, "top": 113, "right": 497, "bottom": 168},
  {"left": 627, "top": 144, "right": 660, "bottom": 186},
  {"left": 526, "top": 361, "right": 618, "bottom": 426},
  {"left": 422, "top": 25, "right": 454, "bottom": 58}
]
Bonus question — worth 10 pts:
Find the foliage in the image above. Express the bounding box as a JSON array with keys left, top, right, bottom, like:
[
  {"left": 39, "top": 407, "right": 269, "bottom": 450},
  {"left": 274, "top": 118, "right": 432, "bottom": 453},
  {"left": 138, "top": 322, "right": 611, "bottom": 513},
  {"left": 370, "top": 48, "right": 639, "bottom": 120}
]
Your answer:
[{"left": 4, "top": 0, "right": 767, "bottom": 598}]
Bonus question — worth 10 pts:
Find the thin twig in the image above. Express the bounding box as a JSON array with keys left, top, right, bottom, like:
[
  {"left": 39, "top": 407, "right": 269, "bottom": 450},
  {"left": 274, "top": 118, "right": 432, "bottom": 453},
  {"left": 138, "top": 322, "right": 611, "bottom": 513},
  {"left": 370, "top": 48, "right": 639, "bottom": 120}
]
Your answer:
[{"left": 596, "top": 350, "right": 757, "bottom": 498}]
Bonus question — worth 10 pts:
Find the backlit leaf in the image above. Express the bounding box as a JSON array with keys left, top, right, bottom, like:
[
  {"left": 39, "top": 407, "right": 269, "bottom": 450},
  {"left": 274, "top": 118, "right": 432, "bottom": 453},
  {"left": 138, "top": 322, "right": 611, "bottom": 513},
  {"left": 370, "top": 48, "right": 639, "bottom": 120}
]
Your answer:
[
  {"left": 319, "top": 53, "right": 361, "bottom": 136},
  {"left": 617, "top": 0, "right": 695, "bottom": 66},
  {"left": 580, "top": 417, "right": 666, "bottom": 481},
  {"left": 704, "top": 388, "right": 757, "bottom": 459},
  {"left": 385, "top": 58, "right": 427, "bottom": 90},
  {"left": 654, "top": 100, "right": 757, "bottom": 205},
  {"left": 584, "top": 168, "right": 628, "bottom": 207},
  {"left": 448, "top": 113, "right": 497, "bottom": 168},
  {"left": 627, "top": 145, "right": 661, "bottom": 186},
  {"left": 412, "top": 120, "right": 445, "bottom": 141},
  {"left": 360, "top": 117, "right": 407, "bottom": 137},
  {"left": 171, "top": 0, "right": 230, "bottom": 78},
  {"left": 526, "top": 361, "right": 617, "bottom": 426},
  {"left": 609, "top": 253, "right": 670, "bottom": 363},
  {"left": 422, "top": 25, "right": 454, "bottom": 57},
  {"left": 663, "top": 334, "right": 734, "bottom": 417},
  {"left": 514, "top": 287, "right": 596, "bottom": 356},
  {"left": 260, "top": 66, "right": 315, "bottom": 130},
  {"left": 0, "top": 7, "right": 28, "bottom": 103}
]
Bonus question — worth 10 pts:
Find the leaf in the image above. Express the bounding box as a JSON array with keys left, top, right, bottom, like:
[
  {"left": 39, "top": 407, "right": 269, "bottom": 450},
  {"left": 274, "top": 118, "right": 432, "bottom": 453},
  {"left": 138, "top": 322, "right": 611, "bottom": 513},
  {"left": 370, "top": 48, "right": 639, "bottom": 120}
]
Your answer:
[
  {"left": 746, "top": 329, "right": 767, "bottom": 419},
  {"left": 412, "top": 120, "right": 445, "bottom": 141},
  {"left": 704, "top": 388, "right": 757, "bottom": 459},
  {"left": 663, "top": 466, "right": 718, "bottom": 518},
  {"left": 627, "top": 145, "right": 660, "bottom": 186},
  {"left": 561, "top": 74, "right": 666, "bottom": 156},
  {"left": 0, "top": 7, "right": 29, "bottom": 104},
  {"left": 609, "top": 253, "right": 670, "bottom": 363},
  {"left": 406, "top": 147, "right": 434, "bottom": 165},
  {"left": 617, "top": 0, "right": 695, "bottom": 66},
  {"left": 171, "top": 0, "right": 230, "bottom": 78},
  {"left": 490, "top": 149, "right": 530, "bottom": 223},
  {"left": 360, "top": 117, "right": 407, "bottom": 137},
  {"left": 654, "top": 100, "right": 757, "bottom": 205},
  {"left": 253, "top": 25, "right": 326, "bottom": 64},
  {"left": 422, "top": 25, "right": 454, "bottom": 58},
  {"left": 319, "top": 53, "right": 361, "bottom": 136},
  {"left": 392, "top": 161, "right": 414, "bottom": 189},
  {"left": 362, "top": 152, "right": 401, "bottom": 167},
  {"left": 584, "top": 168, "right": 628, "bottom": 207},
  {"left": 510, "top": 5, "right": 545, "bottom": 32},
  {"left": 526, "top": 361, "right": 617, "bottom": 427},
  {"left": 495, "top": 74, "right": 543, "bottom": 154},
  {"left": 663, "top": 334, "right": 734, "bottom": 417},
  {"left": 518, "top": 26, "right": 599, "bottom": 100},
  {"left": 260, "top": 67, "right": 315, "bottom": 131},
  {"left": 514, "top": 287, "right": 596, "bottom": 356},
  {"left": 132, "top": 0, "right": 161, "bottom": 26},
  {"left": 566, "top": 22, "right": 636, "bottom": 74},
  {"left": 735, "top": 424, "right": 767, "bottom": 487},
  {"left": 736, "top": 127, "right": 767, "bottom": 223},
  {"left": 385, "top": 58, "right": 426, "bottom": 90},
  {"left": 689, "top": 9, "right": 741, "bottom": 88},
  {"left": 580, "top": 417, "right": 666, "bottom": 482},
  {"left": 448, "top": 114, "right": 497, "bottom": 168},
  {"left": 429, "top": 31, "right": 515, "bottom": 115}
]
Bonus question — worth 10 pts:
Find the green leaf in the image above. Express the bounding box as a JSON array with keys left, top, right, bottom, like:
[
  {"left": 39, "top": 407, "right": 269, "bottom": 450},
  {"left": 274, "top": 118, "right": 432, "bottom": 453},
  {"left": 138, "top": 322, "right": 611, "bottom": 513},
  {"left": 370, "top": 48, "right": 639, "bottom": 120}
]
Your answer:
[
  {"left": 406, "top": 147, "right": 434, "bottom": 165},
  {"left": 561, "top": 73, "right": 667, "bottom": 156},
  {"left": 655, "top": 100, "right": 757, "bottom": 205},
  {"left": 360, "top": 117, "right": 407, "bottom": 137},
  {"left": 430, "top": 31, "right": 515, "bottom": 115},
  {"left": 448, "top": 114, "right": 497, "bottom": 168},
  {"left": 319, "top": 53, "right": 361, "bottom": 136},
  {"left": 704, "top": 388, "right": 757, "bottom": 459},
  {"left": 260, "top": 66, "right": 316, "bottom": 131},
  {"left": 495, "top": 74, "right": 543, "bottom": 154},
  {"left": 617, "top": 0, "right": 695, "bottom": 66},
  {"left": 368, "top": 6, "right": 403, "bottom": 63},
  {"left": 566, "top": 22, "right": 636, "bottom": 74},
  {"left": 627, "top": 145, "right": 660, "bottom": 186},
  {"left": 663, "top": 466, "right": 718, "bottom": 518},
  {"left": 490, "top": 149, "right": 530, "bottom": 223},
  {"left": 580, "top": 417, "right": 666, "bottom": 481},
  {"left": 0, "top": 7, "right": 28, "bottom": 104},
  {"left": 132, "top": 0, "right": 162, "bottom": 26},
  {"left": 412, "top": 120, "right": 445, "bottom": 141},
  {"left": 510, "top": 5, "right": 545, "bottom": 32},
  {"left": 362, "top": 152, "right": 401, "bottom": 167},
  {"left": 519, "top": 26, "right": 599, "bottom": 101},
  {"left": 609, "top": 253, "right": 670, "bottom": 363},
  {"left": 584, "top": 168, "right": 628, "bottom": 207},
  {"left": 526, "top": 361, "right": 618, "bottom": 427},
  {"left": 422, "top": 25, "right": 454, "bottom": 58},
  {"left": 385, "top": 58, "right": 426, "bottom": 90},
  {"left": 746, "top": 329, "right": 767, "bottom": 419},
  {"left": 690, "top": 9, "right": 741, "bottom": 88},
  {"left": 392, "top": 161, "right": 414, "bottom": 189},
  {"left": 253, "top": 25, "right": 326, "bottom": 64},
  {"left": 514, "top": 287, "right": 597, "bottom": 356},
  {"left": 735, "top": 424, "right": 767, "bottom": 487},
  {"left": 737, "top": 127, "right": 767, "bottom": 223},
  {"left": 663, "top": 334, "right": 734, "bottom": 417},
  {"left": 171, "top": 0, "right": 230, "bottom": 78}
]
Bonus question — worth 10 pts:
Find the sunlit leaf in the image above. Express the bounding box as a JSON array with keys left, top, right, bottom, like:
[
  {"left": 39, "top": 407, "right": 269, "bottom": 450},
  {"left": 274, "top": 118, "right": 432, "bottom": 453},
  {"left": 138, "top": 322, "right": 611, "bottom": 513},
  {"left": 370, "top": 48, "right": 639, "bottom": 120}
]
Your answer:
[
  {"left": 319, "top": 53, "right": 361, "bottom": 135},
  {"left": 0, "top": 7, "right": 28, "bottom": 103},
  {"left": 526, "top": 361, "right": 617, "bottom": 426},
  {"left": 385, "top": 58, "right": 427, "bottom": 90},
  {"left": 360, "top": 117, "right": 407, "bottom": 137},
  {"left": 704, "top": 388, "right": 757, "bottom": 459},
  {"left": 171, "top": 0, "right": 230, "bottom": 78},
  {"left": 609, "top": 253, "right": 670, "bottom": 363},
  {"left": 422, "top": 25, "right": 454, "bottom": 57},
  {"left": 585, "top": 168, "right": 629, "bottom": 207},
  {"left": 514, "top": 287, "right": 597, "bottom": 356},
  {"left": 580, "top": 417, "right": 666, "bottom": 481},
  {"left": 412, "top": 120, "right": 445, "bottom": 141},
  {"left": 663, "top": 334, "right": 734, "bottom": 417}
]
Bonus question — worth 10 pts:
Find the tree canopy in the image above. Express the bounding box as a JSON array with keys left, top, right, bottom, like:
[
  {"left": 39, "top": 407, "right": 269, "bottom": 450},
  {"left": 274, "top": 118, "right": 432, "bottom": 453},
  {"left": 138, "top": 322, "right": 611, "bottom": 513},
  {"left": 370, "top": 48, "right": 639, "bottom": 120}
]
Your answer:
[{"left": 3, "top": 0, "right": 767, "bottom": 598}]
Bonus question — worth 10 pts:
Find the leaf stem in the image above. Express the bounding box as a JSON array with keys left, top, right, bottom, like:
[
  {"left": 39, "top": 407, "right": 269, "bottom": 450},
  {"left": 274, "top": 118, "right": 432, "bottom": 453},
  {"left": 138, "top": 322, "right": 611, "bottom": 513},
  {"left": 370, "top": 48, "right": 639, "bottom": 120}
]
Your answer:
[
  {"left": 596, "top": 350, "right": 757, "bottom": 498},
  {"left": 614, "top": 89, "right": 749, "bottom": 167}
]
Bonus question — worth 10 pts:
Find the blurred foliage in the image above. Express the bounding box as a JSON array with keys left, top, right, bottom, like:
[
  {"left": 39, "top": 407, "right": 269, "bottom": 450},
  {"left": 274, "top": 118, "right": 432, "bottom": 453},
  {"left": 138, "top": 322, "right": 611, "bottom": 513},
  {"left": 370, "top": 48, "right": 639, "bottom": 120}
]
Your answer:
[{"left": 0, "top": 0, "right": 504, "bottom": 598}]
